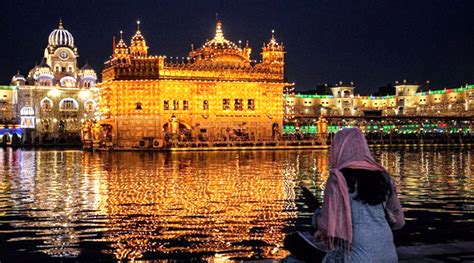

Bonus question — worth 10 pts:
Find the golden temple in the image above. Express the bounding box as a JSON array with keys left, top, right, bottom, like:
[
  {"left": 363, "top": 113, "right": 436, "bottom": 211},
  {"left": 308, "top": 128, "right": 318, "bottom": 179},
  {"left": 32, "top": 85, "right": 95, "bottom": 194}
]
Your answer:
[{"left": 99, "top": 21, "right": 292, "bottom": 148}]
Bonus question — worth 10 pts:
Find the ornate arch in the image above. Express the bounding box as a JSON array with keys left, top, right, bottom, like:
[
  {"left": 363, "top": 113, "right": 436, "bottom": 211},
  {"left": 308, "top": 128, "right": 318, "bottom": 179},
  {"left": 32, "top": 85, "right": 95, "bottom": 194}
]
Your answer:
[
  {"left": 40, "top": 97, "right": 54, "bottom": 110},
  {"left": 60, "top": 76, "right": 77, "bottom": 87},
  {"left": 59, "top": 98, "right": 79, "bottom": 111},
  {"left": 20, "top": 106, "right": 35, "bottom": 116},
  {"left": 84, "top": 98, "right": 97, "bottom": 112}
]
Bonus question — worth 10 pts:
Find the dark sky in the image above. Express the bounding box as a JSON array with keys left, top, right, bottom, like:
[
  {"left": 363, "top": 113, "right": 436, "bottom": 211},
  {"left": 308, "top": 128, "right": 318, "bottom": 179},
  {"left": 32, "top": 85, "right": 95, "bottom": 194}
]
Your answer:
[{"left": 1, "top": 0, "right": 473, "bottom": 94}]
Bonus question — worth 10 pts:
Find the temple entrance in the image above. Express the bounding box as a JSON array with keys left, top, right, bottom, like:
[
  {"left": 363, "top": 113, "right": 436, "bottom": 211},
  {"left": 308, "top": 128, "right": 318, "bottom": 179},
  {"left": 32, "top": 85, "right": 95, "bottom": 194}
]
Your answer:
[{"left": 163, "top": 122, "right": 192, "bottom": 141}]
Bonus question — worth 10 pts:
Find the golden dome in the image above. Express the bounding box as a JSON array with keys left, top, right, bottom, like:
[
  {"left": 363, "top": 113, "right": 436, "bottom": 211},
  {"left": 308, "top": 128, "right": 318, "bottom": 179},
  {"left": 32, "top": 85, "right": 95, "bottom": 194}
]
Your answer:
[
  {"left": 189, "top": 20, "right": 251, "bottom": 65},
  {"left": 202, "top": 20, "right": 239, "bottom": 50}
]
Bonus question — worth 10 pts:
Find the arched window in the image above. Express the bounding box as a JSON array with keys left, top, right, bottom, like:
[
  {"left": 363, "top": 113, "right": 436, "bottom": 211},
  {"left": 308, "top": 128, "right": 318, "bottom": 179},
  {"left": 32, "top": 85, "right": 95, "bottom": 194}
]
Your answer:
[
  {"left": 38, "top": 79, "right": 53, "bottom": 86},
  {"left": 40, "top": 97, "right": 53, "bottom": 112},
  {"left": 20, "top": 107, "right": 34, "bottom": 116},
  {"left": 60, "top": 76, "right": 76, "bottom": 88},
  {"left": 59, "top": 98, "right": 79, "bottom": 111},
  {"left": 84, "top": 99, "right": 96, "bottom": 113}
]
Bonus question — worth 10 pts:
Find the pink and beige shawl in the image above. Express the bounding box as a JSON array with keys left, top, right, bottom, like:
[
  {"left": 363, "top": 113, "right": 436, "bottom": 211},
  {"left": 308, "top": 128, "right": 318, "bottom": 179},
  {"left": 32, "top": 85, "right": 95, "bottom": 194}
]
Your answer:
[{"left": 315, "top": 128, "right": 404, "bottom": 251}]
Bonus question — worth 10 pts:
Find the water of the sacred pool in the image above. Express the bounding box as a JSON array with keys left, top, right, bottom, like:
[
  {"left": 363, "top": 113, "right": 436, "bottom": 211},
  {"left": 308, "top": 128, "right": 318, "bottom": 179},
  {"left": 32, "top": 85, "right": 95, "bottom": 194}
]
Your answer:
[{"left": 0, "top": 148, "right": 473, "bottom": 261}]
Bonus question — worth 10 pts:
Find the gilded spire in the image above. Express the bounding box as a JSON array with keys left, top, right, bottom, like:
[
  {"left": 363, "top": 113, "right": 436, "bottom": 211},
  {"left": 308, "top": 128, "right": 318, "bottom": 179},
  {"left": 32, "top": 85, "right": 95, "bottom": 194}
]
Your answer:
[
  {"left": 59, "top": 18, "right": 63, "bottom": 29},
  {"left": 116, "top": 30, "right": 128, "bottom": 49},
  {"left": 264, "top": 29, "right": 283, "bottom": 51},
  {"left": 214, "top": 20, "right": 224, "bottom": 42},
  {"left": 190, "top": 19, "right": 250, "bottom": 63},
  {"left": 130, "top": 21, "right": 148, "bottom": 57}
]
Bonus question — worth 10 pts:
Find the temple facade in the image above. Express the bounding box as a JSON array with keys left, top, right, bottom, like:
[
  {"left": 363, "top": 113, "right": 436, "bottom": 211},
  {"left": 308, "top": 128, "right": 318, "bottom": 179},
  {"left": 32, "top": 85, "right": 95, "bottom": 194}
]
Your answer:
[
  {"left": 11, "top": 20, "right": 99, "bottom": 144},
  {"left": 99, "top": 21, "right": 291, "bottom": 147}
]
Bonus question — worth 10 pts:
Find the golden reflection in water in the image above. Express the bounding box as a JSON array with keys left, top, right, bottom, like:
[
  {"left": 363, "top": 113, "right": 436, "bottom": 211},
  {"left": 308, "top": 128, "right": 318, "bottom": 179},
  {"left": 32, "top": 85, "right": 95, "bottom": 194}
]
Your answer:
[
  {"left": 83, "top": 151, "right": 310, "bottom": 260},
  {"left": 1, "top": 148, "right": 473, "bottom": 260}
]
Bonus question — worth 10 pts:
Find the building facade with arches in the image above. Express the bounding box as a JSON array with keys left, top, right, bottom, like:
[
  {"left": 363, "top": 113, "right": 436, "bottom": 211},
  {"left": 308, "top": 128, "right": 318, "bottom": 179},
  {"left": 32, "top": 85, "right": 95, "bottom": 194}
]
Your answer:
[
  {"left": 100, "top": 20, "right": 291, "bottom": 147},
  {"left": 12, "top": 20, "right": 99, "bottom": 143}
]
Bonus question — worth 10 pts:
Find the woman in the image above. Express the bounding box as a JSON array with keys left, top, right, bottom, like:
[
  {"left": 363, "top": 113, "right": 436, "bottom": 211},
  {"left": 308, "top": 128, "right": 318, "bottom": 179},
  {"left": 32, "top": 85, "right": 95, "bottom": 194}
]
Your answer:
[{"left": 315, "top": 128, "right": 405, "bottom": 262}]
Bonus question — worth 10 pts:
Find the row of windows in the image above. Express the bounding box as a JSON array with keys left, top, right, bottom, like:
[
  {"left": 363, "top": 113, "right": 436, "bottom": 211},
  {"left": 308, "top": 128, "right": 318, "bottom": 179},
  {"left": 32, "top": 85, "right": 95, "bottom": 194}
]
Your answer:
[
  {"left": 54, "top": 66, "right": 73, "bottom": 73},
  {"left": 155, "top": 99, "right": 256, "bottom": 111},
  {"left": 40, "top": 99, "right": 95, "bottom": 112},
  {"left": 162, "top": 100, "right": 189, "bottom": 111}
]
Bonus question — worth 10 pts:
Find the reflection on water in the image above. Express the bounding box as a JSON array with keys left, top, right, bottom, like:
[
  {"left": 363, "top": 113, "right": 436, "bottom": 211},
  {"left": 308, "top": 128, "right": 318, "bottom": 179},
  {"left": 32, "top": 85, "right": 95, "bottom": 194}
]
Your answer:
[{"left": 0, "top": 148, "right": 473, "bottom": 261}]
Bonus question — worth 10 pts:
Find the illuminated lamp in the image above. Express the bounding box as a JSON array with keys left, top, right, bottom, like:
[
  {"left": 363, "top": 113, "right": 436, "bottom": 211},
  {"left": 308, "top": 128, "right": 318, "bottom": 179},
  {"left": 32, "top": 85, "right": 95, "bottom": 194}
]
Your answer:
[{"left": 79, "top": 90, "right": 91, "bottom": 100}]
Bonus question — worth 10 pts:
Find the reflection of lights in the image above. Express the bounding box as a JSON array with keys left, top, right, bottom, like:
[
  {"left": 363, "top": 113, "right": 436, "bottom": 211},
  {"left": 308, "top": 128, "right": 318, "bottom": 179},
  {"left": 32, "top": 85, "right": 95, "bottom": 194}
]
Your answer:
[{"left": 1, "top": 150, "right": 473, "bottom": 260}]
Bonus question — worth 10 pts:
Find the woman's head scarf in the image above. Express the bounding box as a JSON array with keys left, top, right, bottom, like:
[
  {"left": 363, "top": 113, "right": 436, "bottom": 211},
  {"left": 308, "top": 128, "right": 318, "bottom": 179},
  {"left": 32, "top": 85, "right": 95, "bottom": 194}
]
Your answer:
[{"left": 316, "top": 128, "right": 387, "bottom": 250}]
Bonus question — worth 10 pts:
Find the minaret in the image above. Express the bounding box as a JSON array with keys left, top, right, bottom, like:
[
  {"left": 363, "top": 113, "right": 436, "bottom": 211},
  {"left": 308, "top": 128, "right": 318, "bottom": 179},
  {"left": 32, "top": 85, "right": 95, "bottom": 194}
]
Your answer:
[
  {"left": 114, "top": 30, "right": 129, "bottom": 60},
  {"left": 129, "top": 20, "right": 149, "bottom": 57},
  {"left": 261, "top": 29, "right": 285, "bottom": 65}
]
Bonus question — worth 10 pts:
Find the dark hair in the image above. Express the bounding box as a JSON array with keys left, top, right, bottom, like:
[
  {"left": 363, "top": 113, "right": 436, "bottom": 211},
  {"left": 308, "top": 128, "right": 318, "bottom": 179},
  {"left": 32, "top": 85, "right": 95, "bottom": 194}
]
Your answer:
[{"left": 341, "top": 168, "right": 392, "bottom": 206}]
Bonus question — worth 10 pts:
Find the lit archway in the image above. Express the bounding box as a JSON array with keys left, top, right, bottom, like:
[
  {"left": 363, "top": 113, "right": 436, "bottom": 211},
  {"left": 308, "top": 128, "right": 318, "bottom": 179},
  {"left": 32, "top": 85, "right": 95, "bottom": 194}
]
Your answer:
[
  {"left": 84, "top": 98, "right": 97, "bottom": 113},
  {"left": 40, "top": 97, "right": 54, "bottom": 111},
  {"left": 59, "top": 98, "right": 79, "bottom": 111}
]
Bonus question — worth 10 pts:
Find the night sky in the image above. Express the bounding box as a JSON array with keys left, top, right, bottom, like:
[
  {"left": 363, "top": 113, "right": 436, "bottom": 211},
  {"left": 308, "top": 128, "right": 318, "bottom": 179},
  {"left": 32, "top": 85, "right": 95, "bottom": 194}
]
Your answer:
[{"left": 1, "top": 0, "right": 473, "bottom": 94}]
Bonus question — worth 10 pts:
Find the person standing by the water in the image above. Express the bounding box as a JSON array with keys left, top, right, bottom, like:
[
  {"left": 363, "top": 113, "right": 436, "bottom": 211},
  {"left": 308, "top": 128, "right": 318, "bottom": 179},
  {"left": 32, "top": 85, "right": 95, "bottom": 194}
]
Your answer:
[{"left": 315, "top": 128, "right": 405, "bottom": 262}]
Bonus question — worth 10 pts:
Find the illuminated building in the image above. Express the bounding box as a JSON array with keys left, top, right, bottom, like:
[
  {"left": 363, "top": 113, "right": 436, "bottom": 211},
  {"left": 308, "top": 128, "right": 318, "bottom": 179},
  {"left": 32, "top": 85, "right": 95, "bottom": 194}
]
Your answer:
[
  {"left": 99, "top": 21, "right": 291, "bottom": 147},
  {"left": 0, "top": 85, "right": 21, "bottom": 145},
  {"left": 286, "top": 81, "right": 474, "bottom": 117},
  {"left": 11, "top": 20, "right": 99, "bottom": 144},
  {"left": 284, "top": 81, "right": 474, "bottom": 135}
]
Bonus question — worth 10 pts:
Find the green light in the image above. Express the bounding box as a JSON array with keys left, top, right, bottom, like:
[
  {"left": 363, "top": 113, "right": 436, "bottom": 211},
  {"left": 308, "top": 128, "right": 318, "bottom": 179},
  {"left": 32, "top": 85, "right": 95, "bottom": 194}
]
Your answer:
[
  {"left": 295, "top": 94, "right": 334, "bottom": 99},
  {"left": 0, "top": 86, "right": 17, "bottom": 90}
]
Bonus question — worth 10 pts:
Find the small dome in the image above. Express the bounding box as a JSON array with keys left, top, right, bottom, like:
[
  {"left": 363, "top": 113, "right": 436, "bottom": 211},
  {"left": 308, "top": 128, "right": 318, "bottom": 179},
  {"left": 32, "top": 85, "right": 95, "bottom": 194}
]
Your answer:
[
  {"left": 48, "top": 19, "right": 75, "bottom": 48},
  {"left": 38, "top": 58, "right": 51, "bottom": 69},
  {"left": 79, "top": 63, "right": 97, "bottom": 86},
  {"left": 11, "top": 70, "right": 26, "bottom": 83},
  {"left": 27, "top": 65, "right": 37, "bottom": 80},
  {"left": 33, "top": 58, "right": 54, "bottom": 82},
  {"left": 80, "top": 63, "right": 94, "bottom": 71}
]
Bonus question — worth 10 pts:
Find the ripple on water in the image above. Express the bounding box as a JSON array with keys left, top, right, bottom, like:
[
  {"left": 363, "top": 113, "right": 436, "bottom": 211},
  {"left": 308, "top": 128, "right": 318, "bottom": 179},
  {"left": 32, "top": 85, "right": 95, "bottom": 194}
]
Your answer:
[{"left": 0, "top": 148, "right": 473, "bottom": 260}]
